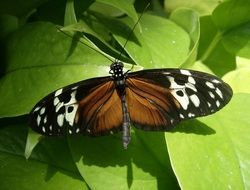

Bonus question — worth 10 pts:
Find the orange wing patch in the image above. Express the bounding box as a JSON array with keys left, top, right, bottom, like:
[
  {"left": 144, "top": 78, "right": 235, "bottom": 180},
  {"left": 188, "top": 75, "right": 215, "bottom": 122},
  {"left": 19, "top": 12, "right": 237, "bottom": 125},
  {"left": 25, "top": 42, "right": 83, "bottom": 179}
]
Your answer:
[
  {"left": 76, "top": 81, "right": 123, "bottom": 135},
  {"left": 126, "top": 77, "right": 180, "bottom": 130}
]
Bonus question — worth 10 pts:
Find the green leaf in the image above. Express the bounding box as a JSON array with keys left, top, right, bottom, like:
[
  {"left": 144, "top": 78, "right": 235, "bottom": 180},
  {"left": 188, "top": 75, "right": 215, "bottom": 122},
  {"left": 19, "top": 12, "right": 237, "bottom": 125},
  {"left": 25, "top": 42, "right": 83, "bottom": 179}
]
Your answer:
[
  {"left": 0, "top": 14, "right": 18, "bottom": 39},
  {"left": 201, "top": 38, "right": 236, "bottom": 77},
  {"left": 222, "top": 22, "right": 250, "bottom": 59},
  {"left": 197, "top": 15, "right": 218, "bottom": 60},
  {"left": 164, "top": 0, "right": 221, "bottom": 16},
  {"left": 61, "top": 20, "right": 131, "bottom": 63},
  {"left": 64, "top": 0, "right": 77, "bottom": 26},
  {"left": 25, "top": 128, "right": 43, "bottom": 159},
  {"left": 223, "top": 68, "right": 250, "bottom": 94},
  {"left": 0, "top": 152, "right": 88, "bottom": 190},
  {"left": 170, "top": 8, "right": 200, "bottom": 67},
  {"left": 0, "top": 119, "right": 88, "bottom": 190},
  {"left": 212, "top": 0, "right": 250, "bottom": 31},
  {"left": 95, "top": 0, "right": 139, "bottom": 29},
  {"left": 137, "top": 14, "right": 190, "bottom": 68},
  {"left": 89, "top": 0, "right": 134, "bottom": 17},
  {"left": 109, "top": 13, "right": 190, "bottom": 68},
  {"left": 0, "top": 22, "right": 111, "bottom": 118},
  {"left": 198, "top": 16, "right": 236, "bottom": 76},
  {"left": 166, "top": 93, "right": 250, "bottom": 189},
  {"left": 68, "top": 130, "right": 179, "bottom": 190}
]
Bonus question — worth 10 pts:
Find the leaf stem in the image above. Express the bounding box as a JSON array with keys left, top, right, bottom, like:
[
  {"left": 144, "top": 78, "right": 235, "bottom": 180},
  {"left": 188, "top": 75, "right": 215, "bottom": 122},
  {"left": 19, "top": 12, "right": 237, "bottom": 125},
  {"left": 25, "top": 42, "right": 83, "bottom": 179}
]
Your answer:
[{"left": 200, "top": 31, "right": 222, "bottom": 61}]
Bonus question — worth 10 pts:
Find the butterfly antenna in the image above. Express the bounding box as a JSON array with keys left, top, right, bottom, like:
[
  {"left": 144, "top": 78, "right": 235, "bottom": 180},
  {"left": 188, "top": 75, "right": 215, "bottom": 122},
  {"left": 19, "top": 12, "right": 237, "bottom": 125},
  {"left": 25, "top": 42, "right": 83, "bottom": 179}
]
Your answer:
[
  {"left": 56, "top": 26, "right": 114, "bottom": 62},
  {"left": 117, "top": 3, "right": 150, "bottom": 62}
]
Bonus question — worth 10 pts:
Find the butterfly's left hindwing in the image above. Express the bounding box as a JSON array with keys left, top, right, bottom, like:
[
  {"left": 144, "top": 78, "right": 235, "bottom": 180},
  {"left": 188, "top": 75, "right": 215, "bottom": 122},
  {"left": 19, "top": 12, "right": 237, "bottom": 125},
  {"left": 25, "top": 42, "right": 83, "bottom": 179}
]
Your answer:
[
  {"left": 126, "top": 68, "right": 233, "bottom": 130},
  {"left": 29, "top": 76, "right": 120, "bottom": 136}
]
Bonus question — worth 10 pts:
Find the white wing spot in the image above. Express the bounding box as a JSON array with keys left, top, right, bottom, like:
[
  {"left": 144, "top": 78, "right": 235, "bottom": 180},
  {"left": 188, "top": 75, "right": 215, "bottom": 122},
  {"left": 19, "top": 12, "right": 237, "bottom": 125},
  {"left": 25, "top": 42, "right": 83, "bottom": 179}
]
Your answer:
[
  {"left": 68, "top": 129, "right": 72, "bottom": 134},
  {"left": 207, "top": 102, "right": 211, "bottom": 107},
  {"left": 190, "top": 94, "right": 200, "bottom": 107},
  {"left": 40, "top": 107, "right": 45, "bottom": 115},
  {"left": 188, "top": 76, "right": 196, "bottom": 84},
  {"left": 54, "top": 97, "right": 60, "bottom": 106},
  {"left": 49, "top": 125, "right": 52, "bottom": 131},
  {"left": 212, "top": 79, "right": 221, "bottom": 84},
  {"left": 42, "top": 126, "right": 46, "bottom": 133},
  {"left": 33, "top": 106, "right": 40, "bottom": 112},
  {"left": 44, "top": 116, "right": 47, "bottom": 123},
  {"left": 57, "top": 114, "right": 64, "bottom": 127},
  {"left": 171, "top": 89, "right": 189, "bottom": 110},
  {"left": 65, "top": 104, "right": 78, "bottom": 126},
  {"left": 76, "top": 128, "right": 80, "bottom": 133},
  {"left": 185, "top": 83, "right": 197, "bottom": 92},
  {"left": 180, "top": 114, "right": 184, "bottom": 119},
  {"left": 216, "top": 100, "right": 220, "bottom": 107},
  {"left": 215, "top": 88, "right": 223, "bottom": 99},
  {"left": 55, "top": 88, "right": 63, "bottom": 97},
  {"left": 55, "top": 102, "right": 64, "bottom": 113},
  {"left": 37, "top": 115, "right": 41, "bottom": 126},
  {"left": 180, "top": 69, "right": 192, "bottom": 76},
  {"left": 188, "top": 113, "right": 195, "bottom": 117},
  {"left": 209, "top": 91, "right": 215, "bottom": 99},
  {"left": 163, "top": 72, "right": 170, "bottom": 75},
  {"left": 206, "top": 81, "right": 215, "bottom": 89}
]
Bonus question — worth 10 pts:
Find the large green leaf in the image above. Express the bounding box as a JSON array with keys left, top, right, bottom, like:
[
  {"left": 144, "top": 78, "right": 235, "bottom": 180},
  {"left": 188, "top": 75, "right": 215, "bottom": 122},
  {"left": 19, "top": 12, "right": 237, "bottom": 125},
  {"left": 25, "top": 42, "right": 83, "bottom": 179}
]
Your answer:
[
  {"left": 68, "top": 129, "right": 179, "bottom": 190},
  {"left": 170, "top": 8, "right": 200, "bottom": 67},
  {"left": 0, "top": 119, "right": 88, "bottom": 190},
  {"left": 197, "top": 16, "right": 236, "bottom": 76},
  {"left": 222, "top": 22, "right": 250, "bottom": 59},
  {"left": 109, "top": 13, "right": 190, "bottom": 68},
  {"left": 0, "top": 22, "right": 111, "bottom": 118},
  {"left": 212, "top": 0, "right": 250, "bottom": 31},
  {"left": 164, "top": 0, "right": 221, "bottom": 16},
  {"left": 95, "top": 0, "right": 138, "bottom": 28},
  {"left": 223, "top": 67, "right": 250, "bottom": 94},
  {"left": 166, "top": 93, "right": 250, "bottom": 189}
]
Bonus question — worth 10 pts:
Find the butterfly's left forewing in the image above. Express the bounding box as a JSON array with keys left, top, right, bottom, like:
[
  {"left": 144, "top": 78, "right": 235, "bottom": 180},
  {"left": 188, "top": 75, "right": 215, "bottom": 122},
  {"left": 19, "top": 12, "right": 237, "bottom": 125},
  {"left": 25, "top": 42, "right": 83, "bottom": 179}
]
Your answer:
[
  {"left": 29, "top": 76, "right": 121, "bottom": 136},
  {"left": 126, "top": 68, "right": 233, "bottom": 130}
]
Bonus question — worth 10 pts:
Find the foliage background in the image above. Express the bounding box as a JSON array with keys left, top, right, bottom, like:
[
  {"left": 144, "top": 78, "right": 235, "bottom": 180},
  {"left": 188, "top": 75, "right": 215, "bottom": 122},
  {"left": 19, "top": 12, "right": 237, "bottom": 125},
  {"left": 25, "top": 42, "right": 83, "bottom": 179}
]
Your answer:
[{"left": 0, "top": 0, "right": 250, "bottom": 189}]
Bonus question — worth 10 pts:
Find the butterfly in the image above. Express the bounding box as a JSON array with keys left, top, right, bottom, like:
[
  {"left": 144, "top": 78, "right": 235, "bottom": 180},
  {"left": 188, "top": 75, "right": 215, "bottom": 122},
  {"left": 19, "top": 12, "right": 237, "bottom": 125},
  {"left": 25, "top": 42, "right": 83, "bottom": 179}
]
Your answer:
[{"left": 29, "top": 60, "right": 233, "bottom": 149}]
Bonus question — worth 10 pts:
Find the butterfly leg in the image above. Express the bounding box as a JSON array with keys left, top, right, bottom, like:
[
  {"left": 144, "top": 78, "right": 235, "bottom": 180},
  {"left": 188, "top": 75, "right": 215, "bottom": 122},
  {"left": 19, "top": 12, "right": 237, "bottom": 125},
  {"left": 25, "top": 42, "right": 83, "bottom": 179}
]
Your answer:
[{"left": 121, "top": 93, "right": 131, "bottom": 149}]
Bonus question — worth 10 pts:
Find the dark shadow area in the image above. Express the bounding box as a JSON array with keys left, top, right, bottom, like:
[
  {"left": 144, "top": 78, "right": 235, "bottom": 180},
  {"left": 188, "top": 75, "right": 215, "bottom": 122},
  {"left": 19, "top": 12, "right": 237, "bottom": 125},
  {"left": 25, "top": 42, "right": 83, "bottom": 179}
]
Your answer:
[
  {"left": 65, "top": 32, "right": 82, "bottom": 59},
  {"left": 68, "top": 131, "right": 180, "bottom": 189},
  {"left": 0, "top": 114, "right": 28, "bottom": 127},
  {"left": 169, "top": 119, "right": 216, "bottom": 135},
  {"left": 0, "top": 115, "right": 85, "bottom": 183},
  {"left": 44, "top": 164, "right": 84, "bottom": 183},
  {"left": 0, "top": 38, "right": 7, "bottom": 78}
]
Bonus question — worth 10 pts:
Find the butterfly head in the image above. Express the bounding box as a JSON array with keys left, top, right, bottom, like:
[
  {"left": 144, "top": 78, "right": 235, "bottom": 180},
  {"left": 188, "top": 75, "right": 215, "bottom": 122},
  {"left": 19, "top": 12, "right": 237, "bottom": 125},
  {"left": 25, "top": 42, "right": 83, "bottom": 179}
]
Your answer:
[{"left": 110, "top": 61, "right": 125, "bottom": 80}]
